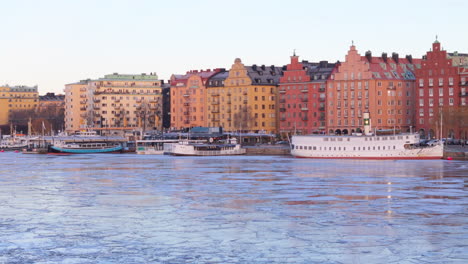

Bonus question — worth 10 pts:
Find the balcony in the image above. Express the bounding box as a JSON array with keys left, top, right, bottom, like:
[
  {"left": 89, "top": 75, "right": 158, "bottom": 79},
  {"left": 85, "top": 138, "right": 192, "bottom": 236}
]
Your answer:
[
  {"left": 94, "top": 106, "right": 100, "bottom": 110},
  {"left": 183, "top": 102, "right": 190, "bottom": 106},
  {"left": 280, "top": 117, "right": 286, "bottom": 121},
  {"left": 184, "top": 120, "right": 190, "bottom": 124},
  {"left": 302, "top": 117, "right": 308, "bottom": 121},
  {"left": 279, "top": 90, "right": 286, "bottom": 94},
  {"left": 279, "top": 99, "right": 286, "bottom": 103},
  {"left": 301, "top": 98, "right": 308, "bottom": 102},
  {"left": 279, "top": 108, "right": 286, "bottom": 112},
  {"left": 211, "top": 93, "right": 220, "bottom": 96},
  {"left": 343, "top": 96, "right": 348, "bottom": 100},
  {"left": 80, "top": 107, "right": 86, "bottom": 111},
  {"left": 211, "top": 118, "right": 220, "bottom": 122},
  {"left": 227, "top": 109, "right": 231, "bottom": 113},
  {"left": 319, "top": 98, "right": 326, "bottom": 102},
  {"left": 227, "top": 92, "right": 232, "bottom": 96},
  {"left": 301, "top": 89, "right": 308, "bottom": 93},
  {"left": 243, "top": 100, "right": 248, "bottom": 104},
  {"left": 460, "top": 92, "right": 468, "bottom": 97},
  {"left": 183, "top": 93, "right": 190, "bottom": 97},
  {"left": 318, "top": 88, "right": 325, "bottom": 92},
  {"left": 183, "top": 112, "right": 189, "bottom": 115},
  {"left": 461, "top": 81, "right": 468, "bottom": 86},
  {"left": 211, "top": 101, "right": 219, "bottom": 105},
  {"left": 242, "top": 91, "right": 248, "bottom": 95},
  {"left": 80, "top": 113, "right": 87, "bottom": 118},
  {"left": 80, "top": 100, "right": 86, "bottom": 104},
  {"left": 387, "top": 85, "right": 396, "bottom": 90},
  {"left": 319, "top": 107, "right": 325, "bottom": 111},
  {"left": 212, "top": 109, "right": 219, "bottom": 113},
  {"left": 319, "top": 116, "right": 325, "bottom": 121},
  {"left": 93, "top": 99, "right": 101, "bottom": 103},
  {"left": 301, "top": 107, "right": 308, "bottom": 111},
  {"left": 227, "top": 100, "right": 231, "bottom": 104},
  {"left": 80, "top": 94, "right": 87, "bottom": 98}
]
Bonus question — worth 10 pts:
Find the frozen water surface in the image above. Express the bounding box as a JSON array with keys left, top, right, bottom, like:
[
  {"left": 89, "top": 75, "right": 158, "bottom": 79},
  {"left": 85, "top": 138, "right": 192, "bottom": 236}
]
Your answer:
[{"left": 0, "top": 153, "right": 467, "bottom": 263}]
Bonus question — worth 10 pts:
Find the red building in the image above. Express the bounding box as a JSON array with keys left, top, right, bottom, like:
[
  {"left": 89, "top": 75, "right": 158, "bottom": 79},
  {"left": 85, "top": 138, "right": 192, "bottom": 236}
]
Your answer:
[
  {"left": 278, "top": 53, "right": 335, "bottom": 136},
  {"left": 415, "top": 40, "right": 468, "bottom": 139},
  {"left": 327, "top": 44, "right": 420, "bottom": 135}
]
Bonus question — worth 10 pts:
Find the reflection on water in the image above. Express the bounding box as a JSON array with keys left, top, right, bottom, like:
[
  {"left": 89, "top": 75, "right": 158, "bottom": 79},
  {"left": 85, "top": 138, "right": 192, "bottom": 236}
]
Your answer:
[{"left": 0, "top": 153, "right": 467, "bottom": 263}]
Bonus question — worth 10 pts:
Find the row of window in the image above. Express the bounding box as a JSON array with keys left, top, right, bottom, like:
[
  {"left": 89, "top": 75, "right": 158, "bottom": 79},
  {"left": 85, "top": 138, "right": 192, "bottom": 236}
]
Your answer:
[{"left": 294, "top": 145, "right": 397, "bottom": 151}]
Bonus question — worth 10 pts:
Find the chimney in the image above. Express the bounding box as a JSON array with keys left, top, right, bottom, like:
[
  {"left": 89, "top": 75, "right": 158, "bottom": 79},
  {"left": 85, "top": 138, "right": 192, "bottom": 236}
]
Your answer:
[
  {"left": 365, "top": 51, "right": 372, "bottom": 62},
  {"left": 252, "top": 64, "right": 257, "bottom": 71},
  {"left": 319, "top": 61, "right": 328, "bottom": 67},
  {"left": 392, "top": 52, "right": 399, "bottom": 63},
  {"left": 261, "top": 65, "right": 266, "bottom": 70},
  {"left": 406, "top": 55, "right": 413, "bottom": 64},
  {"left": 382, "top": 52, "right": 388, "bottom": 63}
]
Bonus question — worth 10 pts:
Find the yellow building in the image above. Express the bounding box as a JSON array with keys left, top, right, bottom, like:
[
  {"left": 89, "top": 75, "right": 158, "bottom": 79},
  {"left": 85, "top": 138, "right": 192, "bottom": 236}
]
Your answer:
[
  {"left": 0, "top": 85, "right": 39, "bottom": 127},
  {"left": 64, "top": 73, "right": 163, "bottom": 134},
  {"left": 206, "top": 58, "right": 281, "bottom": 134}
]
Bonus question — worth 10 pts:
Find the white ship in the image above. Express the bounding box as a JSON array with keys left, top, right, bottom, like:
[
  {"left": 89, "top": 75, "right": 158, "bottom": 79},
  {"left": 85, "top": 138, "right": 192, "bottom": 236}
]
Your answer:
[
  {"left": 136, "top": 139, "right": 178, "bottom": 155},
  {"left": 291, "top": 113, "right": 443, "bottom": 160},
  {"left": 164, "top": 138, "right": 246, "bottom": 156}
]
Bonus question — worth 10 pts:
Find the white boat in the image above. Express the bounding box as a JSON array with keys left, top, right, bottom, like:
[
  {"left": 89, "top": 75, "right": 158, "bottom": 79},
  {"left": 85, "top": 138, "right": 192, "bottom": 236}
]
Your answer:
[
  {"left": 291, "top": 113, "right": 443, "bottom": 160},
  {"left": 0, "top": 136, "right": 29, "bottom": 151},
  {"left": 291, "top": 134, "right": 443, "bottom": 160},
  {"left": 136, "top": 139, "right": 179, "bottom": 155},
  {"left": 164, "top": 138, "right": 246, "bottom": 156}
]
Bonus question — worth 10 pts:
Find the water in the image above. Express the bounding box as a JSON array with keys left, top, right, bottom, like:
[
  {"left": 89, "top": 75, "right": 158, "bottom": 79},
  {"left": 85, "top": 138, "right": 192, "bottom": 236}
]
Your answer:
[{"left": 0, "top": 153, "right": 467, "bottom": 263}]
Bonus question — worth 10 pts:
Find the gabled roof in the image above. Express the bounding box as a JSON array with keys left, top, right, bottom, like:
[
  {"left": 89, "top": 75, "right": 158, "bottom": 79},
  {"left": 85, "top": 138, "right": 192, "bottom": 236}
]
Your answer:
[
  {"left": 171, "top": 69, "right": 224, "bottom": 87},
  {"left": 364, "top": 56, "right": 421, "bottom": 80}
]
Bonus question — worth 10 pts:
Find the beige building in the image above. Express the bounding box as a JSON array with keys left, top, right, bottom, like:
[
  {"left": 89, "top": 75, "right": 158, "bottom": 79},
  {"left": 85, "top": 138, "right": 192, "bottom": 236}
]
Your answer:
[
  {"left": 0, "top": 85, "right": 39, "bottom": 127},
  {"left": 64, "top": 73, "right": 163, "bottom": 134}
]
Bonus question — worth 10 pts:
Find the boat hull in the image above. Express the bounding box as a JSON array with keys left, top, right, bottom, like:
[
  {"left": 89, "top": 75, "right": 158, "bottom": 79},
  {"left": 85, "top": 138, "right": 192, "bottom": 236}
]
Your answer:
[{"left": 50, "top": 145, "right": 123, "bottom": 154}]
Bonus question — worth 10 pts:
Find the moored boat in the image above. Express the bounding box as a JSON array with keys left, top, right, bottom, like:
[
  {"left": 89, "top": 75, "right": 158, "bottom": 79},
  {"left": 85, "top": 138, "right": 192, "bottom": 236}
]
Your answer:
[
  {"left": 165, "top": 138, "right": 246, "bottom": 156},
  {"left": 290, "top": 113, "right": 443, "bottom": 160},
  {"left": 136, "top": 139, "right": 178, "bottom": 155},
  {"left": 48, "top": 130, "right": 125, "bottom": 154}
]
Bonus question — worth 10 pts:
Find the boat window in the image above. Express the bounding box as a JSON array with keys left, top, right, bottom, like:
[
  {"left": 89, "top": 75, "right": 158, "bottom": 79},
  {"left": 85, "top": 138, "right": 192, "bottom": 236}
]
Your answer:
[
  {"left": 338, "top": 147, "right": 341, "bottom": 151},
  {"left": 393, "top": 146, "right": 396, "bottom": 149},
  {"left": 313, "top": 146, "right": 316, "bottom": 150},
  {"left": 338, "top": 138, "right": 343, "bottom": 141},
  {"left": 347, "top": 138, "right": 350, "bottom": 141},
  {"left": 324, "top": 138, "right": 329, "bottom": 141},
  {"left": 373, "top": 146, "right": 375, "bottom": 150},
  {"left": 378, "top": 146, "right": 380, "bottom": 150},
  {"left": 390, "top": 137, "right": 395, "bottom": 140},
  {"left": 329, "top": 147, "right": 332, "bottom": 150},
  {"left": 354, "top": 147, "right": 356, "bottom": 150},
  {"left": 331, "top": 138, "right": 336, "bottom": 141},
  {"left": 368, "top": 147, "right": 370, "bottom": 150},
  {"left": 308, "top": 146, "right": 312, "bottom": 150},
  {"left": 383, "top": 146, "right": 385, "bottom": 150},
  {"left": 344, "top": 147, "right": 346, "bottom": 151},
  {"left": 365, "top": 138, "right": 368, "bottom": 141},
  {"left": 334, "top": 147, "right": 336, "bottom": 151}
]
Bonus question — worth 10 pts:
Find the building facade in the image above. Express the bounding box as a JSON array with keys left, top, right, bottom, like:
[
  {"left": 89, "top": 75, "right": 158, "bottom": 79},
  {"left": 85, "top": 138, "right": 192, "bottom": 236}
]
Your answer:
[
  {"left": 327, "top": 45, "right": 420, "bottom": 135},
  {"left": 170, "top": 69, "right": 222, "bottom": 130},
  {"left": 206, "top": 58, "right": 281, "bottom": 134},
  {"left": 0, "top": 85, "right": 39, "bottom": 127},
  {"left": 278, "top": 54, "right": 335, "bottom": 136},
  {"left": 415, "top": 40, "right": 468, "bottom": 139},
  {"left": 64, "top": 73, "right": 163, "bottom": 134}
]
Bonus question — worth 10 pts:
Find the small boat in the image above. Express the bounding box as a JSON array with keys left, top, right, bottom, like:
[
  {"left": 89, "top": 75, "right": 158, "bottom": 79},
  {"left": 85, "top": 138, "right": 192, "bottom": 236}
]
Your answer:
[
  {"left": 136, "top": 139, "right": 179, "bottom": 155},
  {"left": 48, "top": 130, "right": 124, "bottom": 154},
  {"left": 165, "top": 138, "right": 246, "bottom": 156},
  {"left": 0, "top": 136, "right": 29, "bottom": 151},
  {"left": 49, "top": 141, "right": 123, "bottom": 154}
]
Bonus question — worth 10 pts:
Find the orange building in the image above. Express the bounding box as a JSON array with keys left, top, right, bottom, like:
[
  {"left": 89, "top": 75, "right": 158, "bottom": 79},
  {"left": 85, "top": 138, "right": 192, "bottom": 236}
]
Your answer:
[
  {"left": 327, "top": 45, "right": 420, "bottom": 134},
  {"left": 0, "top": 85, "right": 39, "bottom": 127},
  {"left": 170, "top": 69, "right": 222, "bottom": 129}
]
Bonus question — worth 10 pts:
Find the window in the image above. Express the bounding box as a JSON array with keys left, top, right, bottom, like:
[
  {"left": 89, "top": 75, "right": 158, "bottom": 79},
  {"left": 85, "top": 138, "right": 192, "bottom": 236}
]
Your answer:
[
  {"left": 449, "top": 87, "right": 454, "bottom": 96},
  {"left": 429, "top": 78, "right": 433, "bottom": 86},
  {"left": 419, "top": 89, "right": 424, "bottom": 97}
]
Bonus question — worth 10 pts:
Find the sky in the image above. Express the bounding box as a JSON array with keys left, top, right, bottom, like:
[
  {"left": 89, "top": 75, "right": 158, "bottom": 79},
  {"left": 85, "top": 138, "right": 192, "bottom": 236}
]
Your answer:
[{"left": 1, "top": 0, "right": 467, "bottom": 95}]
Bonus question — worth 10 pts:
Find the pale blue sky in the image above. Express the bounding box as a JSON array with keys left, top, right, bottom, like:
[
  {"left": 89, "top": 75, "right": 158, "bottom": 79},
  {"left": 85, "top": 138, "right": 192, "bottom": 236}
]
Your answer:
[{"left": 1, "top": 0, "right": 467, "bottom": 94}]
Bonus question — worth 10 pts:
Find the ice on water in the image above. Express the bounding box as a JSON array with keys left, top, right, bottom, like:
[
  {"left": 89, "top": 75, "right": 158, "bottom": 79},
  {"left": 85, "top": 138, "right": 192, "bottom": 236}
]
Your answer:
[{"left": 0, "top": 153, "right": 467, "bottom": 263}]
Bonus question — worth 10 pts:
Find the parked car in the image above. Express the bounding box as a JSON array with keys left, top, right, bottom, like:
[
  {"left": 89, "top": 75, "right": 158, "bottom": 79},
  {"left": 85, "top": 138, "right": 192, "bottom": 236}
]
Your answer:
[
  {"left": 426, "top": 139, "right": 440, "bottom": 146},
  {"left": 275, "top": 141, "right": 289, "bottom": 145}
]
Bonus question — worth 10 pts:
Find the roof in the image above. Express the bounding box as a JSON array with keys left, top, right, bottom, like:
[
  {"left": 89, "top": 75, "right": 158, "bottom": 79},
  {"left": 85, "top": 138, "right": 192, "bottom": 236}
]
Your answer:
[
  {"left": 171, "top": 69, "right": 225, "bottom": 87},
  {"left": 364, "top": 55, "right": 421, "bottom": 80},
  {"left": 246, "top": 64, "right": 283, "bottom": 85},
  {"left": 206, "top": 71, "right": 229, "bottom": 87}
]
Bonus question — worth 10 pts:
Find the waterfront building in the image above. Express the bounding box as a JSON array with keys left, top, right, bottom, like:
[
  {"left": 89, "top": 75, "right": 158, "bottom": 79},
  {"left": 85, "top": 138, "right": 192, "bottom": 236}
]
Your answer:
[
  {"left": 327, "top": 44, "right": 420, "bottom": 135},
  {"left": 0, "top": 85, "right": 39, "bottom": 128},
  {"left": 64, "top": 79, "right": 90, "bottom": 133},
  {"left": 206, "top": 58, "right": 282, "bottom": 134},
  {"left": 170, "top": 69, "right": 223, "bottom": 130},
  {"left": 64, "top": 73, "right": 163, "bottom": 134},
  {"left": 278, "top": 53, "right": 335, "bottom": 137},
  {"left": 38, "top": 92, "right": 65, "bottom": 113},
  {"left": 415, "top": 39, "right": 468, "bottom": 139}
]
